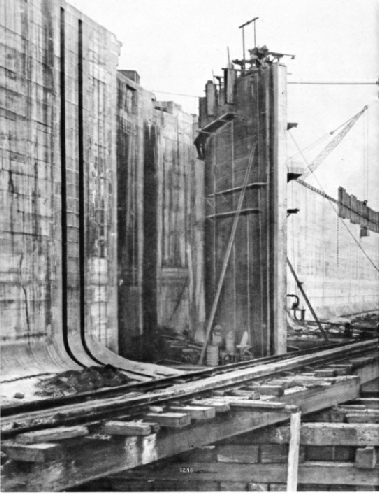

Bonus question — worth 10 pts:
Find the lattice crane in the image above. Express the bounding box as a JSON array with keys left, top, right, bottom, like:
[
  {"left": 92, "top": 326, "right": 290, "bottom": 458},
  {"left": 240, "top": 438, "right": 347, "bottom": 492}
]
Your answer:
[{"left": 301, "top": 105, "right": 368, "bottom": 179}]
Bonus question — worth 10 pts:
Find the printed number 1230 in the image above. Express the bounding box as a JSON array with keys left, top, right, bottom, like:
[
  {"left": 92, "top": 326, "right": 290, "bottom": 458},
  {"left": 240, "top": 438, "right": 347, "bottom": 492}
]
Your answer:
[{"left": 179, "top": 467, "right": 194, "bottom": 474}]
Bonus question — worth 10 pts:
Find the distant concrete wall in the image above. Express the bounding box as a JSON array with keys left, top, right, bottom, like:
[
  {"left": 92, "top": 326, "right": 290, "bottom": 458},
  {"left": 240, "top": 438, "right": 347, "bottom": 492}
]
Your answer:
[
  {"left": 155, "top": 102, "right": 202, "bottom": 334},
  {"left": 0, "top": 0, "right": 121, "bottom": 370},
  {"left": 288, "top": 180, "right": 379, "bottom": 319},
  {"left": 116, "top": 73, "right": 204, "bottom": 358}
]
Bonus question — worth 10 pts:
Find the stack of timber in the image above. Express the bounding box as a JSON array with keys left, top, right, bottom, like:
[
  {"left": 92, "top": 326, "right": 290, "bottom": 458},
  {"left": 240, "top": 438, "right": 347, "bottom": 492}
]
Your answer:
[
  {"left": 1, "top": 339, "right": 378, "bottom": 491},
  {"left": 116, "top": 400, "right": 379, "bottom": 491},
  {"left": 287, "top": 312, "right": 379, "bottom": 351}
]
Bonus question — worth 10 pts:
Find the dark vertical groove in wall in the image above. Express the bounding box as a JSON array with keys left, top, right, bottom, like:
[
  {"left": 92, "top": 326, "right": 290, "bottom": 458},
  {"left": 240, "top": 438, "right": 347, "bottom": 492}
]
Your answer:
[
  {"left": 61, "top": 8, "right": 83, "bottom": 367},
  {"left": 78, "top": 19, "right": 103, "bottom": 366},
  {"left": 116, "top": 105, "right": 129, "bottom": 356},
  {"left": 143, "top": 123, "right": 158, "bottom": 348},
  {"left": 269, "top": 70, "right": 275, "bottom": 355}
]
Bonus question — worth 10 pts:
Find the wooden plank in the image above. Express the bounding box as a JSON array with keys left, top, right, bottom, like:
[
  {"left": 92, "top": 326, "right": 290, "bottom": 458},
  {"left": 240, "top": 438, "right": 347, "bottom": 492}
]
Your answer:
[
  {"left": 314, "top": 369, "right": 337, "bottom": 377},
  {"left": 229, "top": 389, "right": 260, "bottom": 399},
  {"left": 338, "top": 405, "right": 368, "bottom": 410},
  {"left": 300, "top": 423, "right": 379, "bottom": 446},
  {"left": 242, "top": 423, "right": 379, "bottom": 446},
  {"left": 342, "top": 406, "right": 379, "bottom": 413},
  {"left": 100, "top": 421, "right": 152, "bottom": 436},
  {"left": 339, "top": 408, "right": 379, "bottom": 415},
  {"left": 1, "top": 435, "right": 157, "bottom": 492},
  {"left": 228, "top": 400, "right": 286, "bottom": 410},
  {"left": 191, "top": 399, "right": 231, "bottom": 412},
  {"left": 346, "top": 414, "right": 379, "bottom": 424},
  {"left": 249, "top": 385, "right": 284, "bottom": 397},
  {"left": 220, "top": 481, "right": 248, "bottom": 491},
  {"left": 330, "top": 363, "right": 354, "bottom": 370},
  {"left": 145, "top": 412, "right": 191, "bottom": 428},
  {"left": 107, "top": 478, "right": 154, "bottom": 491},
  {"left": 15, "top": 426, "right": 89, "bottom": 444},
  {"left": 282, "top": 375, "right": 344, "bottom": 384},
  {"left": 284, "top": 377, "right": 360, "bottom": 414},
  {"left": 142, "top": 422, "right": 161, "bottom": 433},
  {"left": 1, "top": 442, "right": 63, "bottom": 463},
  {"left": 287, "top": 411, "right": 301, "bottom": 491},
  {"left": 263, "top": 379, "right": 293, "bottom": 389},
  {"left": 125, "top": 461, "right": 379, "bottom": 485},
  {"left": 148, "top": 406, "right": 165, "bottom": 413},
  {"left": 168, "top": 405, "right": 216, "bottom": 420},
  {"left": 355, "top": 447, "right": 377, "bottom": 469},
  {"left": 352, "top": 399, "right": 379, "bottom": 409}
]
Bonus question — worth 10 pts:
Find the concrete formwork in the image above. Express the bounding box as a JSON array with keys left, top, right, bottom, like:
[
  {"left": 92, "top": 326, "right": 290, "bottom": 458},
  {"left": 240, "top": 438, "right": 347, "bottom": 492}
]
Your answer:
[{"left": 199, "top": 63, "right": 288, "bottom": 357}]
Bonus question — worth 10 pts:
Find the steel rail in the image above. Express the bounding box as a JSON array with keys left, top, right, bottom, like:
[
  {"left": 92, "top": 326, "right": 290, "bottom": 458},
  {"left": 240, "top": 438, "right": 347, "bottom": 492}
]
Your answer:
[{"left": 1, "top": 339, "right": 367, "bottom": 418}]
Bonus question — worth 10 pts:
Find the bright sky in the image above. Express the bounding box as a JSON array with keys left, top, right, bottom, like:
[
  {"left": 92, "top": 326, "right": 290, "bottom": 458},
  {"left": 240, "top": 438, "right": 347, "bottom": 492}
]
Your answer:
[{"left": 70, "top": 0, "right": 379, "bottom": 207}]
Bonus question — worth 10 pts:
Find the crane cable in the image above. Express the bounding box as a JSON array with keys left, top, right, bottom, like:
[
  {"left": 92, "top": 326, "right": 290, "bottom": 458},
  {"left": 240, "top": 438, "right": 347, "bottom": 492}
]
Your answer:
[
  {"left": 286, "top": 113, "right": 364, "bottom": 163},
  {"left": 301, "top": 106, "right": 368, "bottom": 179}
]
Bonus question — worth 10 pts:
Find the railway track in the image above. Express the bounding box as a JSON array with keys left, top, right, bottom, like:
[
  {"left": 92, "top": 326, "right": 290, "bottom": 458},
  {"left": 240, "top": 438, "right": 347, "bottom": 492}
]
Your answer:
[
  {"left": 1, "top": 338, "right": 378, "bottom": 491},
  {"left": 2, "top": 339, "right": 377, "bottom": 435},
  {"left": 1, "top": 338, "right": 358, "bottom": 417}
]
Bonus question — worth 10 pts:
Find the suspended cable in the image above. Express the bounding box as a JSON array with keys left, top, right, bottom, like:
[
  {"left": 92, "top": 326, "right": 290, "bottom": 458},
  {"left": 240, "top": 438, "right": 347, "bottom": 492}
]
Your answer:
[
  {"left": 365, "top": 107, "right": 369, "bottom": 201},
  {"left": 288, "top": 81, "right": 378, "bottom": 85},
  {"left": 151, "top": 89, "right": 200, "bottom": 98},
  {"left": 287, "top": 116, "right": 357, "bottom": 162}
]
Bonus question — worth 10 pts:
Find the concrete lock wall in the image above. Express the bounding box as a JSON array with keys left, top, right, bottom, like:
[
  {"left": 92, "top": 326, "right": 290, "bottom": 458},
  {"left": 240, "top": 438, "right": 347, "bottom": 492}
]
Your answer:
[
  {"left": 288, "top": 180, "right": 379, "bottom": 319},
  {"left": 0, "top": 0, "right": 121, "bottom": 377},
  {"left": 116, "top": 72, "right": 205, "bottom": 358},
  {"left": 0, "top": 0, "right": 204, "bottom": 374}
]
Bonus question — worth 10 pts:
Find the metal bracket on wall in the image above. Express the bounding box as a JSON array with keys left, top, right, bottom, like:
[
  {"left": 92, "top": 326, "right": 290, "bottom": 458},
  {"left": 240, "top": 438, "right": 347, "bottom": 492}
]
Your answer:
[{"left": 194, "top": 113, "right": 236, "bottom": 160}]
